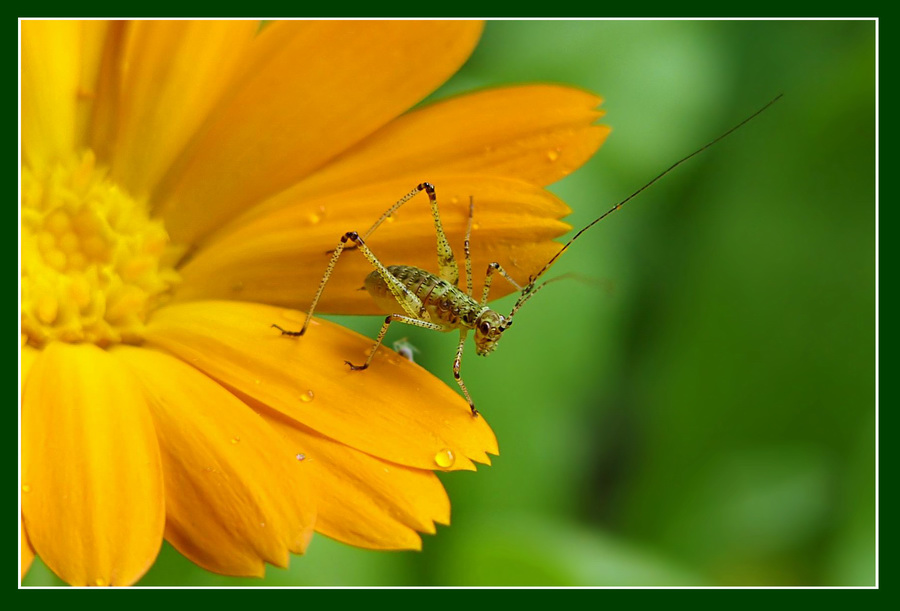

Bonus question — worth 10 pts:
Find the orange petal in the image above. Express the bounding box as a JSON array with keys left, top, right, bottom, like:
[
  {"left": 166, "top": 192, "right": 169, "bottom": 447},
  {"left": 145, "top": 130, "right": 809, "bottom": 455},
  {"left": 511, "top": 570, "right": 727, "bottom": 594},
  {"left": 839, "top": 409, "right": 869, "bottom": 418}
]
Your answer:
[
  {"left": 20, "top": 346, "right": 39, "bottom": 581},
  {"left": 263, "top": 414, "right": 450, "bottom": 550},
  {"left": 71, "top": 21, "right": 113, "bottom": 157},
  {"left": 286, "top": 84, "right": 610, "bottom": 200},
  {"left": 144, "top": 300, "right": 498, "bottom": 472},
  {"left": 21, "top": 345, "right": 40, "bottom": 384},
  {"left": 176, "top": 175, "right": 569, "bottom": 313},
  {"left": 156, "top": 20, "right": 484, "bottom": 244},
  {"left": 113, "top": 345, "right": 315, "bottom": 577},
  {"left": 22, "top": 21, "right": 81, "bottom": 169},
  {"left": 21, "top": 20, "right": 121, "bottom": 168},
  {"left": 21, "top": 342, "right": 164, "bottom": 586},
  {"left": 110, "top": 21, "right": 260, "bottom": 199},
  {"left": 21, "top": 517, "right": 34, "bottom": 580},
  {"left": 82, "top": 22, "right": 126, "bottom": 162}
]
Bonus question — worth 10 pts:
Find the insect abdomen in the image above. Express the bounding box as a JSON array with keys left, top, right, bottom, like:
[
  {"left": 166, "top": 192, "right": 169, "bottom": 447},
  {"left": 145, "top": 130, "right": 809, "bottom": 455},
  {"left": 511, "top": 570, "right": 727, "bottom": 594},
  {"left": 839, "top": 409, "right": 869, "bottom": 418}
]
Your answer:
[{"left": 365, "top": 265, "right": 477, "bottom": 330}]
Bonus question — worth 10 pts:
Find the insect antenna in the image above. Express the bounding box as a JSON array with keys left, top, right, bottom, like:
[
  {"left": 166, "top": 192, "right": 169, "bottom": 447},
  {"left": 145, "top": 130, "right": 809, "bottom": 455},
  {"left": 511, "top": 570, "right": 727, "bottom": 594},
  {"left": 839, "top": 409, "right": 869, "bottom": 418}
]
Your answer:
[{"left": 503, "top": 93, "right": 783, "bottom": 328}]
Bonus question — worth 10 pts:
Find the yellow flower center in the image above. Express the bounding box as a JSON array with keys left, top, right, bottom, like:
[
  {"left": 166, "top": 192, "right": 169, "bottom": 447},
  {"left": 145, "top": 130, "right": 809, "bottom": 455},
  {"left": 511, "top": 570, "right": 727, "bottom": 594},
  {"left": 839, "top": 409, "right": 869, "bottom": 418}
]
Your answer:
[{"left": 21, "top": 151, "right": 181, "bottom": 348}]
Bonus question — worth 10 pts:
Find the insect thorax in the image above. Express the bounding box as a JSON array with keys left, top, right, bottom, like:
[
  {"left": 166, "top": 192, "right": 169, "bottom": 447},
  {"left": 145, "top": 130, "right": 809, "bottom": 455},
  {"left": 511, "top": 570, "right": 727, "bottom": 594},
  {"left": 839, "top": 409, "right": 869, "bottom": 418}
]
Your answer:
[{"left": 365, "top": 265, "right": 483, "bottom": 331}]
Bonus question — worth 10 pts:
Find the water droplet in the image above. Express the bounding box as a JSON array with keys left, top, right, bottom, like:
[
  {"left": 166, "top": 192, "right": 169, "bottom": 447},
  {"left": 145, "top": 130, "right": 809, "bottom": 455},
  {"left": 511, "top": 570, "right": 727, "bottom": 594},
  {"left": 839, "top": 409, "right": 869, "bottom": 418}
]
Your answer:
[
  {"left": 449, "top": 196, "right": 459, "bottom": 205},
  {"left": 296, "top": 453, "right": 306, "bottom": 461},
  {"left": 434, "top": 448, "right": 455, "bottom": 468},
  {"left": 95, "top": 577, "right": 106, "bottom": 587},
  {"left": 472, "top": 222, "right": 481, "bottom": 231},
  {"left": 230, "top": 436, "right": 241, "bottom": 444},
  {"left": 386, "top": 215, "right": 396, "bottom": 223},
  {"left": 22, "top": 484, "right": 31, "bottom": 493},
  {"left": 307, "top": 212, "right": 321, "bottom": 225},
  {"left": 300, "top": 389, "right": 315, "bottom": 402},
  {"left": 253, "top": 378, "right": 261, "bottom": 385},
  {"left": 547, "top": 149, "right": 561, "bottom": 162}
]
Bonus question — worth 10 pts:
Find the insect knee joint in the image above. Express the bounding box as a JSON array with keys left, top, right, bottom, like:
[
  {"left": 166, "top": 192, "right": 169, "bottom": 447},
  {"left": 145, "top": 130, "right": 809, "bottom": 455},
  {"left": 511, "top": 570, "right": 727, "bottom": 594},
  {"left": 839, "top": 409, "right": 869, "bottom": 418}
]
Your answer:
[{"left": 342, "top": 231, "right": 362, "bottom": 244}]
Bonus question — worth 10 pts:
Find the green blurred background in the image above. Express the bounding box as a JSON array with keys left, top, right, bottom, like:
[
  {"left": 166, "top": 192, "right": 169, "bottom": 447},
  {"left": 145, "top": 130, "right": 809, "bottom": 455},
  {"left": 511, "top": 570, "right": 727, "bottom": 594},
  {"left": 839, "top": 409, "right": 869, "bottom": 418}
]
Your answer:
[{"left": 25, "top": 19, "right": 877, "bottom": 587}]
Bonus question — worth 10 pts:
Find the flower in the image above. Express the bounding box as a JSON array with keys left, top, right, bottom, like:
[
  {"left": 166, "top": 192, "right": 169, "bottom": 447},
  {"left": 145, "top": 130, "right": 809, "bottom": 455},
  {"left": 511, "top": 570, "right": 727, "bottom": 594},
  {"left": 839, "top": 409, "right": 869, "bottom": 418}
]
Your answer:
[{"left": 20, "top": 20, "right": 609, "bottom": 586}]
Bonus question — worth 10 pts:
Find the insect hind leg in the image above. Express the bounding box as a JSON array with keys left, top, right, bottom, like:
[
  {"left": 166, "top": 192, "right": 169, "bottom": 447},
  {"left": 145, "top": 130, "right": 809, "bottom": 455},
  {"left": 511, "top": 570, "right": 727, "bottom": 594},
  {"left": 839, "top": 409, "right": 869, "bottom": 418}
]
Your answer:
[
  {"left": 417, "top": 182, "right": 460, "bottom": 286},
  {"left": 274, "top": 231, "right": 425, "bottom": 336}
]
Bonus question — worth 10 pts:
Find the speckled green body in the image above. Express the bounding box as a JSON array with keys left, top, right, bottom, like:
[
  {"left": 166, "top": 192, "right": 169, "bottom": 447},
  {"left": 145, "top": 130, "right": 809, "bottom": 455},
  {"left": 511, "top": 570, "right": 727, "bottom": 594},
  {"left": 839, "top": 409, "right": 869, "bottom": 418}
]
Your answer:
[{"left": 365, "top": 265, "right": 484, "bottom": 332}]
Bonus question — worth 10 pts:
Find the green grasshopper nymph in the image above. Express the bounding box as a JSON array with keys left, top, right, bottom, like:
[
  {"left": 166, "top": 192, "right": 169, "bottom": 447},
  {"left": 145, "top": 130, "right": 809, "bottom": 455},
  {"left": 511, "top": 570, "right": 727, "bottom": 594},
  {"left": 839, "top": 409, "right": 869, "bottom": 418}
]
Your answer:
[{"left": 273, "top": 95, "right": 782, "bottom": 416}]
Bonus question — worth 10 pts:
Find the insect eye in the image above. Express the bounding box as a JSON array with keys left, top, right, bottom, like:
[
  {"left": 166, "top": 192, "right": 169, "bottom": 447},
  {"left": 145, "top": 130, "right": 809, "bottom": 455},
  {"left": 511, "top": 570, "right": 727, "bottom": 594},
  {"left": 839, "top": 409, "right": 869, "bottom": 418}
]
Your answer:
[{"left": 479, "top": 321, "right": 491, "bottom": 334}]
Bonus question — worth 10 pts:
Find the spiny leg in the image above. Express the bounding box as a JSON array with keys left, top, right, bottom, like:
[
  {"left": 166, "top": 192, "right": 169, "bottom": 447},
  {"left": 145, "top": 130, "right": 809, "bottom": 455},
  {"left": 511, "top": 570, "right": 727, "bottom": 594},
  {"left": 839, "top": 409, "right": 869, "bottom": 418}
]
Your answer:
[
  {"left": 480, "top": 262, "right": 523, "bottom": 306},
  {"left": 347, "top": 314, "right": 444, "bottom": 371},
  {"left": 453, "top": 329, "right": 478, "bottom": 416},
  {"left": 419, "top": 182, "right": 459, "bottom": 285},
  {"left": 354, "top": 182, "right": 459, "bottom": 286},
  {"left": 271, "top": 232, "right": 352, "bottom": 336},
  {"left": 273, "top": 231, "right": 426, "bottom": 336},
  {"left": 360, "top": 184, "right": 428, "bottom": 240},
  {"left": 464, "top": 197, "right": 475, "bottom": 298}
]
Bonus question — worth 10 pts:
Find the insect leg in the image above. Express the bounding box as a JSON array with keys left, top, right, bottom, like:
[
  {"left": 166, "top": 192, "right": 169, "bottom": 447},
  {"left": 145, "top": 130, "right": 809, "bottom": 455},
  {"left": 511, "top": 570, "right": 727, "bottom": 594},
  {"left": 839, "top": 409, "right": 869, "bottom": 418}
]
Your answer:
[
  {"left": 361, "top": 184, "right": 427, "bottom": 240},
  {"left": 358, "top": 183, "right": 459, "bottom": 287},
  {"left": 418, "top": 182, "right": 460, "bottom": 286},
  {"left": 273, "top": 231, "right": 426, "bottom": 336},
  {"left": 272, "top": 231, "right": 354, "bottom": 336},
  {"left": 453, "top": 329, "right": 478, "bottom": 416},
  {"left": 464, "top": 197, "right": 475, "bottom": 298},
  {"left": 346, "top": 314, "right": 444, "bottom": 370},
  {"left": 480, "top": 262, "right": 523, "bottom": 306}
]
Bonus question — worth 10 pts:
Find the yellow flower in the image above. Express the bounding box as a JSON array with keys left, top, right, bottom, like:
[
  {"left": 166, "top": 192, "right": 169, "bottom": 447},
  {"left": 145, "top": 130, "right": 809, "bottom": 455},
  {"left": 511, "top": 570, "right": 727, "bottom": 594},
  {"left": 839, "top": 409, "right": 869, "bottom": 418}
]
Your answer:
[{"left": 20, "top": 20, "right": 609, "bottom": 586}]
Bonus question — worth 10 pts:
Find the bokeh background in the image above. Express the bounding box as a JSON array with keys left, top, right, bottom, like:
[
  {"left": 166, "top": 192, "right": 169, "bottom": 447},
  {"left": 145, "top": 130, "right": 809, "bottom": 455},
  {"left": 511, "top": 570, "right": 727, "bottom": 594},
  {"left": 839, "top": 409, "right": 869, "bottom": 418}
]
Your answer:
[{"left": 24, "top": 19, "right": 877, "bottom": 587}]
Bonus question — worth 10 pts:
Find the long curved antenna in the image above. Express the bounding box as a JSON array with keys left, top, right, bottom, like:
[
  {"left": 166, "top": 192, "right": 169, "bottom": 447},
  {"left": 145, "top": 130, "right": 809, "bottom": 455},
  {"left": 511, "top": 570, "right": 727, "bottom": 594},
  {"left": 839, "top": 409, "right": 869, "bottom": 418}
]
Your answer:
[{"left": 504, "top": 93, "right": 783, "bottom": 327}]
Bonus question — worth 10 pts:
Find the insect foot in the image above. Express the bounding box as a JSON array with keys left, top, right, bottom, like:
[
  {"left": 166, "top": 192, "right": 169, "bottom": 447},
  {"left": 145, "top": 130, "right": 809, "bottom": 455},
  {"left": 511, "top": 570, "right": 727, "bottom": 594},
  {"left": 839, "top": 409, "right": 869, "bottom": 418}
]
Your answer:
[
  {"left": 344, "top": 360, "right": 369, "bottom": 371},
  {"left": 271, "top": 323, "right": 304, "bottom": 337}
]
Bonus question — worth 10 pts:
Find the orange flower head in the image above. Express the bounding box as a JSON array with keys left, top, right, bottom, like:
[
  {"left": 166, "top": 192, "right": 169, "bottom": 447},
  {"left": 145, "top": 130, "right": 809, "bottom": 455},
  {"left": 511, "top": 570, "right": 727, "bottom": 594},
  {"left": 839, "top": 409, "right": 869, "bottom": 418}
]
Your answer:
[{"left": 20, "top": 20, "right": 609, "bottom": 585}]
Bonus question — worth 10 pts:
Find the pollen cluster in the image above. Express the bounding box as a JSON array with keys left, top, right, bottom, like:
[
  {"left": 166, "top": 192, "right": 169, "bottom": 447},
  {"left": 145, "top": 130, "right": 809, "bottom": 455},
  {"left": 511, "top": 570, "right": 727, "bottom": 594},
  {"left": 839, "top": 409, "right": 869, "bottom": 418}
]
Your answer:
[{"left": 21, "top": 151, "right": 180, "bottom": 347}]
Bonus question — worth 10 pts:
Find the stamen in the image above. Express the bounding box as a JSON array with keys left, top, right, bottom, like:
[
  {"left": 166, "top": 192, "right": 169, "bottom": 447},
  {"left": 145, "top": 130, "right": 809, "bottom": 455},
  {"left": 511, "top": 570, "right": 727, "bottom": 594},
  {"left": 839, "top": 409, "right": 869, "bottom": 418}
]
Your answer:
[{"left": 21, "top": 151, "right": 181, "bottom": 347}]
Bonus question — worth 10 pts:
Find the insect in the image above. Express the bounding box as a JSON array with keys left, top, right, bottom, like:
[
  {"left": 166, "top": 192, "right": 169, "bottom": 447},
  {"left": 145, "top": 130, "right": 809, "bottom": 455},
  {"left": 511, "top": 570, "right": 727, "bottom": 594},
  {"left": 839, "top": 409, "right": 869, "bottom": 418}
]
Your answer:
[{"left": 273, "top": 95, "right": 783, "bottom": 416}]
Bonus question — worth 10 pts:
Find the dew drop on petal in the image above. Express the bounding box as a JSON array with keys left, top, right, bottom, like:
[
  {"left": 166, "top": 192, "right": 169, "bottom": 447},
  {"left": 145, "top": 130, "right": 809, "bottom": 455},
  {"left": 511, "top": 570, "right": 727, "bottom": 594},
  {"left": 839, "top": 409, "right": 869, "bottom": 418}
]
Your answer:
[
  {"left": 547, "top": 149, "right": 561, "bottom": 162},
  {"left": 300, "top": 389, "right": 315, "bottom": 402},
  {"left": 22, "top": 484, "right": 31, "bottom": 493},
  {"left": 307, "top": 212, "right": 321, "bottom": 225},
  {"left": 434, "top": 448, "right": 455, "bottom": 468},
  {"left": 230, "top": 437, "right": 241, "bottom": 444},
  {"left": 95, "top": 577, "right": 106, "bottom": 587},
  {"left": 296, "top": 453, "right": 306, "bottom": 461}
]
